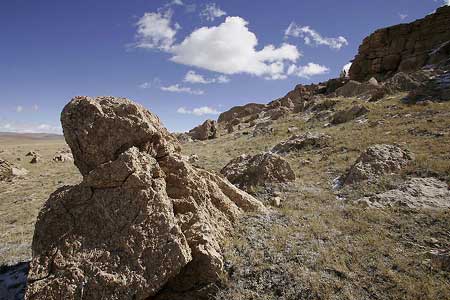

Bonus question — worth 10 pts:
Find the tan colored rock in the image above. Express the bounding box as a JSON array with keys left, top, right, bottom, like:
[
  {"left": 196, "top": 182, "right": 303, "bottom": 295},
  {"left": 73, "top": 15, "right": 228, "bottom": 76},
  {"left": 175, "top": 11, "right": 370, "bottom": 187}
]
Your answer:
[
  {"left": 335, "top": 80, "right": 380, "bottom": 100},
  {"left": 272, "top": 132, "right": 330, "bottom": 155},
  {"left": 344, "top": 144, "right": 413, "bottom": 184},
  {"left": 356, "top": 177, "right": 450, "bottom": 209},
  {"left": 220, "top": 152, "right": 295, "bottom": 191},
  {"left": 30, "top": 155, "right": 40, "bottom": 164},
  {"left": 0, "top": 159, "right": 28, "bottom": 180},
  {"left": 188, "top": 119, "right": 217, "bottom": 141},
  {"left": 26, "top": 96, "right": 265, "bottom": 300},
  {"left": 331, "top": 104, "right": 369, "bottom": 125},
  {"left": 217, "top": 103, "right": 265, "bottom": 124}
]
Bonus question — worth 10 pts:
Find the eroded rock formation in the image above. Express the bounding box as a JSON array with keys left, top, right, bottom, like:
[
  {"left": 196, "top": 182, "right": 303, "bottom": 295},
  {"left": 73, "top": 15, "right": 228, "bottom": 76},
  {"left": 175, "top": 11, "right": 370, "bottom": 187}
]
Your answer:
[
  {"left": 188, "top": 119, "right": 218, "bottom": 141},
  {"left": 349, "top": 6, "right": 450, "bottom": 81},
  {"left": 26, "top": 96, "right": 265, "bottom": 300}
]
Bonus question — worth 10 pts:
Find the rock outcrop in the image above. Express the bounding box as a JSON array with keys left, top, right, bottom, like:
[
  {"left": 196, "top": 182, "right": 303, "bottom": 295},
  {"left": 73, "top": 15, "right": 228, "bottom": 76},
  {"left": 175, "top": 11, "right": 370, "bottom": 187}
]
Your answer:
[
  {"left": 334, "top": 79, "right": 381, "bottom": 100},
  {"left": 344, "top": 144, "right": 413, "bottom": 184},
  {"left": 272, "top": 132, "right": 330, "bottom": 155},
  {"left": 220, "top": 152, "right": 295, "bottom": 191},
  {"left": 52, "top": 152, "right": 74, "bottom": 163},
  {"left": 26, "top": 96, "right": 265, "bottom": 300},
  {"left": 188, "top": 119, "right": 218, "bottom": 141},
  {"left": 349, "top": 6, "right": 450, "bottom": 81},
  {"left": 356, "top": 177, "right": 450, "bottom": 208},
  {"left": 217, "top": 103, "right": 265, "bottom": 124}
]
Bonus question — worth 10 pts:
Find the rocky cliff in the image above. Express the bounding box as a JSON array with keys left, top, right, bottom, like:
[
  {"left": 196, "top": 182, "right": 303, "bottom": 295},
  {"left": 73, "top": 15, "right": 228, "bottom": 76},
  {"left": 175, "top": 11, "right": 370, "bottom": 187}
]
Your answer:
[{"left": 349, "top": 6, "right": 450, "bottom": 81}]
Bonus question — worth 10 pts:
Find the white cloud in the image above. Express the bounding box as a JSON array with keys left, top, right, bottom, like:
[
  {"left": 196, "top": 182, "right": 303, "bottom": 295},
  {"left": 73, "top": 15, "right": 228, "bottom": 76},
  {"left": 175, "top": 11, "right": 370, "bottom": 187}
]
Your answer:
[
  {"left": 138, "top": 78, "right": 161, "bottom": 89},
  {"left": 183, "top": 70, "right": 230, "bottom": 84},
  {"left": 177, "top": 106, "right": 220, "bottom": 116},
  {"left": 170, "top": 17, "right": 300, "bottom": 79},
  {"left": 135, "top": 10, "right": 179, "bottom": 51},
  {"left": 285, "top": 23, "right": 348, "bottom": 50},
  {"left": 161, "top": 84, "right": 205, "bottom": 95},
  {"left": 287, "top": 63, "right": 329, "bottom": 78},
  {"left": 0, "top": 121, "right": 62, "bottom": 134},
  {"left": 443, "top": 0, "right": 450, "bottom": 6},
  {"left": 16, "top": 105, "right": 23, "bottom": 113},
  {"left": 342, "top": 62, "right": 352, "bottom": 77},
  {"left": 200, "top": 3, "right": 227, "bottom": 21},
  {"left": 399, "top": 13, "right": 408, "bottom": 20}
]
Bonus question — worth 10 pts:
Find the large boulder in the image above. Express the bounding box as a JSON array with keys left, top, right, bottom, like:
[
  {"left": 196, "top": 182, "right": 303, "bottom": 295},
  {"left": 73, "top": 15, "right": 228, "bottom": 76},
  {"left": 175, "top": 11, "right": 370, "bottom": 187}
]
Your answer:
[
  {"left": 343, "top": 144, "right": 413, "bottom": 184},
  {"left": 335, "top": 80, "right": 380, "bottom": 100},
  {"left": 356, "top": 177, "right": 450, "bottom": 209},
  {"left": 331, "top": 104, "right": 369, "bottom": 124},
  {"left": 272, "top": 132, "right": 330, "bottom": 155},
  {"left": 26, "top": 96, "right": 265, "bottom": 300},
  {"left": 220, "top": 152, "right": 295, "bottom": 191},
  {"left": 188, "top": 119, "right": 218, "bottom": 141}
]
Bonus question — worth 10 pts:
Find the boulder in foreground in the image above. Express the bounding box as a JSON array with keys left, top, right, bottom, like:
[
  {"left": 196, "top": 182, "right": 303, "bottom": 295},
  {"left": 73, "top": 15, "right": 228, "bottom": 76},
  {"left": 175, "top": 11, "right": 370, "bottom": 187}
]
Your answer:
[{"left": 26, "top": 96, "right": 265, "bottom": 300}]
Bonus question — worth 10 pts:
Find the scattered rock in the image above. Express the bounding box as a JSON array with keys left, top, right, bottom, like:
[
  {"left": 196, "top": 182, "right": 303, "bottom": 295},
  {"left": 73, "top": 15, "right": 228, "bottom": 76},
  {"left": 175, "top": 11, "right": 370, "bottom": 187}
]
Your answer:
[
  {"left": 30, "top": 155, "right": 40, "bottom": 164},
  {"left": 272, "top": 132, "right": 330, "bottom": 155},
  {"left": 26, "top": 96, "right": 265, "bottom": 300},
  {"left": 344, "top": 144, "right": 413, "bottom": 184},
  {"left": 52, "top": 152, "right": 73, "bottom": 162},
  {"left": 356, "top": 177, "right": 450, "bottom": 209},
  {"left": 0, "top": 159, "right": 28, "bottom": 181},
  {"left": 331, "top": 104, "right": 369, "bottom": 124},
  {"left": 25, "top": 151, "right": 37, "bottom": 157},
  {"left": 271, "top": 196, "right": 282, "bottom": 207},
  {"left": 188, "top": 119, "right": 218, "bottom": 141},
  {"left": 287, "top": 126, "right": 298, "bottom": 134},
  {"left": 430, "top": 249, "right": 450, "bottom": 272},
  {"left": 220, "top": 152, "right": 295, "bottom": 191},
  {"left": 252, "top": 121, "right": 274, "bottom": 137},
  {"left": 188, "top": 154, "right": 199, "bottom": 163}
]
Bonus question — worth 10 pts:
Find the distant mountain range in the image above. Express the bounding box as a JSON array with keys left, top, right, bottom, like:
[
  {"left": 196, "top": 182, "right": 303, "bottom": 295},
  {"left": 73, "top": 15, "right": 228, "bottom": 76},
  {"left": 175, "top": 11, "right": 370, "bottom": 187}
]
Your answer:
[{"left": 0, "top": 132, "right": 63, "bottom": 140}]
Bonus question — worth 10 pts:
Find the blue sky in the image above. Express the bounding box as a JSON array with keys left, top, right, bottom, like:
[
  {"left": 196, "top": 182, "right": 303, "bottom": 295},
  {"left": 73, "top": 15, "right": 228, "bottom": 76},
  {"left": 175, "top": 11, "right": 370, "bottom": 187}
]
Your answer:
[{"left": 0, "top": 0, "right": 448, "bottom": 133}]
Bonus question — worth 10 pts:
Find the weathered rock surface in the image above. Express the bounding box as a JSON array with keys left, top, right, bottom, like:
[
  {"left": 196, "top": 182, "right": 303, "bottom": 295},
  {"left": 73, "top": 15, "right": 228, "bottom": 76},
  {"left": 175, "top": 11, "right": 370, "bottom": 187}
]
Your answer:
[
  {"left": 272, "top": 132, "right": 330, "bottom": 155},
  {"left": 252, "top": 121, "right": 274, "bottom": 137},
  {"left": 220, "top": 152, "right": 295, "bottom": 191},
  {"left": 188, "top": 119, "right": 218, "bottom": 141},
  {"left": 331, "top": 104, "right": 369, "bottom": 124},
  {"left": 356, "top": 177, "right": 450, "bottom": 208},
  {"left": 344, "top": 144, "right": 413, "bottom": 184},
  {"left": 30, "top": 155, "right": 40, "bottom": 164},
  {"left": 26, "top": 96, "right": 265, "bottom": 300},
  {"left": 0, "top": 159, "right": 28, "bottom": 181},
  {"left": 335, "top": 79, "right": 380, "bottom": 100},
  {"left": 173, "top": 132, "right": 193, "bottom": 144},
  {"left": 217, "top": 103, "right": 265, "bottom": 124},
  {"left": 349, "top": 6, "right": 450, "bottom": 81}
]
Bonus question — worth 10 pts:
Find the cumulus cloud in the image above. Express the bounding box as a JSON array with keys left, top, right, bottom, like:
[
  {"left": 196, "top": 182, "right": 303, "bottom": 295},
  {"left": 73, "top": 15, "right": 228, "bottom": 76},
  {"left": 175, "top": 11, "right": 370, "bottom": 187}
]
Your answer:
[
  {"left": 177, "top": 106, "right": 220, "bottom": 116},
  {"left": 161, "top": 84, "right": 204, "bottom": 95},
  {"left": 170, "top": 17, "right": 300, "bottom": 79},
  {"left": 287, "top": 63, "right": 329, "bottom": 78},
  {"left": 285, "top": 23, "right": 348, "bottom": 50},
  {"left": 184, "top": 70, "right": 230, "bottom": 84},
  {"left": 135, "top": 10, "right": 180, "bottom": 51},
  {"left": 342, "top": 62, "right": 352, "bottom": 77},
  {"left": 200, "top": 3, "right": 227, "bottom": 21}
]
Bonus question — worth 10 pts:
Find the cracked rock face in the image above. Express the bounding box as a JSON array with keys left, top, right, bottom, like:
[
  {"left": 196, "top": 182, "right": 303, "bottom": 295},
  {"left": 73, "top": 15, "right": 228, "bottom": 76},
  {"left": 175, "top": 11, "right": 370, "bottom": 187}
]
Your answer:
[
  {"left": 271, "top": 132, "right": 330, "bottom": 155},
  {"left": 26, "top": 96, "right": 265, "bottom": 300},
  {"left": 344, "top": 144, "right": 413, "bottom": 185},
  {"left": 220, "top": 152, "right": 296, "bottom": 192}
]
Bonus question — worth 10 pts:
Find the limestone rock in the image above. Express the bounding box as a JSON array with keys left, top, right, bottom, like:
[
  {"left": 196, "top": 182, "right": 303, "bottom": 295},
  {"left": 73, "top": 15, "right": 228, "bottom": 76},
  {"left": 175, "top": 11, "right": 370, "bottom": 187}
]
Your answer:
[
  {"left": 61, "top": 96, "right": 178, "bottom": 176},
  {"left": 344, "top": 144, "right": 413, "bottom": 184},
  {"left": 26, "top": 96, "right": 265, "bottom": 300},
  {"left": 272, "top": 132, "right": 330, "bottom": 155},
  {"left": 220, "top": 152, "right": 295, "bottom": 191},
  {"left": 335, "top": 80, "right": 380, "bottom": 100},
  {"left": 349, "top": 6, "right": 450, "bottom": 81},
  {"left": 356, "top": 177, "right": 450, "bottom": 209},
  {"left": 217, "top": 103, "right": 265, "bottom": 124},
  {"left": 188, "top": 119, "right": 217, "bottom": 141},
  {"left": 0, "top": 159, "right": 28, "bottom": 181},
  {"left": 331, "top": 104, "right": 369, "bottom": 125}
]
